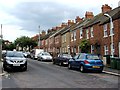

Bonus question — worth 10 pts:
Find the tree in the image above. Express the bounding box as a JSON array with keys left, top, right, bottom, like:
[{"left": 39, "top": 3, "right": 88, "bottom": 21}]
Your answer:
[
  {"left": 79, "top": 39, "right": 90, "bottom": 53},
  {"left": 14, "top": 36, "right": 37, "bottom": 51},
  {"left": 2, "top": 40, "right": 16, "bottom": 50}
]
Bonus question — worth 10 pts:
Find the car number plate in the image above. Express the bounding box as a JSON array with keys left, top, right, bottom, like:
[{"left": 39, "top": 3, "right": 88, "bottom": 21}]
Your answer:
[
  {"left": 63, "top": 62, "right": 68, "bottom": 64},
  {"left": 92, "top": 66, "right": 100, "bottom": 68},
  {"left": 13, "top": 64, "right": 20, "bottom": 66}
]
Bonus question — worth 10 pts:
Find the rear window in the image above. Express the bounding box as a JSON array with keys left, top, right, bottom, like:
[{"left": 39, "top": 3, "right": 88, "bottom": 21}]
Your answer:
[
  {"left": 62, "top": 54, "right": 72, "bottom": 58},
  {"left": 86, "top": 55, "right": 100, "bottom": 60}
]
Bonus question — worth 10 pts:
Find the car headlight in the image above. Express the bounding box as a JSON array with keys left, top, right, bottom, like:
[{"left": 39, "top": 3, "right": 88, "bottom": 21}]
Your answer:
[{"left": 6, "top": 59, "right": 12, "bottom": 64}]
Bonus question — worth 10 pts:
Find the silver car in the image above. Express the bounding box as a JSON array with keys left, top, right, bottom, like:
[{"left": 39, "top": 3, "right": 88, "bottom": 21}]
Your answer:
[
  {"left": 37, "top": 52, "right": 53, "bottom": 61},
  {"left": 3, "top": 51, "right": 27, "bottom": 71}
]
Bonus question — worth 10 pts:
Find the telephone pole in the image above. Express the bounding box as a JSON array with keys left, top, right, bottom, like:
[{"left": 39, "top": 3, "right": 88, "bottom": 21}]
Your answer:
[{"left": 38, "top": 25, "right": 40, "bottom": 49}]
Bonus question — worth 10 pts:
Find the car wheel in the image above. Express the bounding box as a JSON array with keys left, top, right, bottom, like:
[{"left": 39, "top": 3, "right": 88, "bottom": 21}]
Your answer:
[
  {"left": 3, "top": 65, "right": 7, "bottom": 71},
  {"left": 80, "top": 65, "right": 85, "bottom": 72},
  {"left": 59, "top": 62, "right": 62, "bottom": 66},
  {"left": 53, "top": 61, "right": 55, "bottom": 64},
  {"left": 68, "top": 64, "right": 72, "bottom": 69},
  {"left": 23, "top": 66, "right": 27, "bottom": 71},
  {"left": 98, "top": 70, "right": 103, "bottom": 73},
  {"left": 3, "top": 64, "right": 7, "bottom": 71}
]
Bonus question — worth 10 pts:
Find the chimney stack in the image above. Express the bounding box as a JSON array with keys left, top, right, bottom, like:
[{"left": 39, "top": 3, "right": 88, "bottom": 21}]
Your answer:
[
  {"left": 61, "top": 23, "right": 67, "bottom": 28},
  {"left": 75, "top": 16, "right": 83, "bottom": 23},
  {"left": 85, "top": 11, "right": 94, "bottom": 19},
  {"left": 41, "top": 30, "right": 46, "bottom": 36},
  {"left": 67, "top": 20, "right": 74, "bottom": 26},
  {"left": 102, "top": 4, "right": 112, "bottom": 13},
  {"left": 47, "top": 29, "right": 52, "bottom": 33}
]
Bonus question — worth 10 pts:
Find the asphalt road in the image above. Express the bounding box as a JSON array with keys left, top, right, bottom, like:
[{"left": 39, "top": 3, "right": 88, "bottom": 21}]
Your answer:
[{"left": 2, "top": 59, "right": 119, "bottom": 88}]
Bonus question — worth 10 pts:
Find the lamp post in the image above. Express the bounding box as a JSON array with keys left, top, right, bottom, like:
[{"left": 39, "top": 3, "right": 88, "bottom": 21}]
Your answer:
[
  {"left": 38, "top": 25, "right": 40, "bottom": 49},
  {"left": 104, "top": 13, "right": 114, "bottom": 57},
  {"left": 0, "top": 24, "right": 3, "bottom": 61}
]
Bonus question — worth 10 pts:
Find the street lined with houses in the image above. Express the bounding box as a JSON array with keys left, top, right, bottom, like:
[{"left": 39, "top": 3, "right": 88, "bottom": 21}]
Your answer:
[
  {"left": 0, "top": 2, "right": 120, "bottom": 90},
  {"left": 1, "top": 59, "right": 119, "bottom": 88}
]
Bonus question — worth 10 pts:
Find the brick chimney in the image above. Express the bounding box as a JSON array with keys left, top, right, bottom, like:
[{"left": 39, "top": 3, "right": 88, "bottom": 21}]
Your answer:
[
  {"left": 61, "top": 23, "right": 67, "bottom": 28},
  {"left": 102, "top": 4, "right": 112, "bottom": 13},
  {"left": 55, "top": 26, "right": 60, "bottom": 30},
  {"left": 47, "top": 29, "right": 52, "bottom": 33},
  {"left": 75, "top": 16, "right": 83, "bottom": 23},
  {"left": 41, "top": 30, "right": 46, "bottom": 36},
  {"left": 67, "top": 20, "right": 74, "bottom": 26},
  {"left": 85, "top": 11, "right": 94, "bottom": 19}
]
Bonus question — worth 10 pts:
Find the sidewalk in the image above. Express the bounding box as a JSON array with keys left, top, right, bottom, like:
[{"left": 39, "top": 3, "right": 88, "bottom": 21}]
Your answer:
[{"left": 103, "top": 66, "right": 120, "bottom": 76}]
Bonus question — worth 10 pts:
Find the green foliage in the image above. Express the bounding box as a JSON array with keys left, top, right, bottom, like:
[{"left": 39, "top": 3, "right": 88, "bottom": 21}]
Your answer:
[
  {"left": 14, "top": 36, "right": 37, "bottom": 51},
  {"left": 79, "top": 39, "right": 90, "bottom": 53},
  {"left": 2, "top": 40, "right": 15, "bottom": 50}
]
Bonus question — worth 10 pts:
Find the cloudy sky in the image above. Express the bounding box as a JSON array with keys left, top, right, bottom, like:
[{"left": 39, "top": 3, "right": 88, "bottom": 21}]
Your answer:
[{"left": 0, "top": 0, "right": 119, "bottom": 42}]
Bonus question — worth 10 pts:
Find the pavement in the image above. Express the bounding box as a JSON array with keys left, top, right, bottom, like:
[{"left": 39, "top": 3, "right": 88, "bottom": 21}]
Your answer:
[{"left": 0, "top": 61, "right": 119, "bottom": 76}]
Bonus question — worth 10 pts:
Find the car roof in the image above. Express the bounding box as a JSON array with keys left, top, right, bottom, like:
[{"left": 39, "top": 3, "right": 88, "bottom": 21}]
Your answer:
[
  {"left": 6, "top": 51, "right": 23, "bottom": 53},
  {"left": 80, "top": 53, "right": 98, "bottom": 56}
]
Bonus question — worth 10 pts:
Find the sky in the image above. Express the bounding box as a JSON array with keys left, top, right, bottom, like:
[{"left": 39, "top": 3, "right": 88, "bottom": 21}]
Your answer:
[{"left": 0, "top": 0, "right": 119, "bottom": 42}]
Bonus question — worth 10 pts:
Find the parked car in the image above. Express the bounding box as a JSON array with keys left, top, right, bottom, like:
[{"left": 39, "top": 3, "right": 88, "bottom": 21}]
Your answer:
[
  {"left": 37, "top": 52, "right": 53, "bottom": 61},
  {"left": 3, "top": 51, "right": 27, "bottom": 71},
  {"left": 53, "top": 54, "right": 72, "bottom": 66},
  {"left": 68, "top": 53, "right": 104, "bottom": 72}
]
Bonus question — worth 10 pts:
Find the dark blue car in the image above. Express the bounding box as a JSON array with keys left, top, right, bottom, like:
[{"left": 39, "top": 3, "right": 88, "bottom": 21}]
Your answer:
[
  {"left": 68, "top": 53, "right": 104, "bottom": 72},
  {"left": 53, "top": 54, "right": 72, "bottom": 66}
]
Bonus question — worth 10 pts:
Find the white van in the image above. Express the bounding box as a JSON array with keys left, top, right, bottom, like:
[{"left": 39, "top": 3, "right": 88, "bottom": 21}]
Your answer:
[{"left": 30, "top": 49, "right": 44, "bottom": 59}]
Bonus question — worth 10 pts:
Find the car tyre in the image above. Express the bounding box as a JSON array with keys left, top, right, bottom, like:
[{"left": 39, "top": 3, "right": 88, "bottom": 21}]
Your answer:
[
  {"left": 68, "top": 64, "right": 72, "bottom": 69},
  {"left": 80, "top": 65, "right": 85, "bottom": 72},
  {"left": 3, "top": 66, "right": 7, "bottom": 71},
  {"left": 98, "top": 70, "right": 103, "bottom": 73},
  {"left": 23, "top": 66, "right": 27, "bottom": 71},
  {"left": 59, "top": 62, "right": 62, "bottom": 66},
  {"left": 3, "top": 64, "right": 7, "bottom": 71}
]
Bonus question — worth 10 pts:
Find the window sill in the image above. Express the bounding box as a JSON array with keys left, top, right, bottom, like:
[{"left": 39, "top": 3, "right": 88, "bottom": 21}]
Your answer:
[
  {"left": 109, "top": 34, "right": 114, "bottom": 36},
  {"left": 103, "top": 36, "right": 108, "bottom": 38}
]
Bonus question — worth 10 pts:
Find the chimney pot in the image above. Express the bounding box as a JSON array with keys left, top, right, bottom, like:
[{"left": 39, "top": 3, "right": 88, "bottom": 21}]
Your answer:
[
  {"left": 75, "top": 16, "right": 83, "bottom": 23},
  {"left": 102, "top": 4, "right": 112, "bottom": 13}
]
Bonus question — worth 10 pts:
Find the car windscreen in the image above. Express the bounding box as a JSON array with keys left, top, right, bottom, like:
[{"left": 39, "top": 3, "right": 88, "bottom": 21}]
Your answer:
[
  {"left": 86, "top": 55, "right": 100, "bottom": 60},
  {"left": 6, "top": 52, "right": 24, "bottom": 58}
]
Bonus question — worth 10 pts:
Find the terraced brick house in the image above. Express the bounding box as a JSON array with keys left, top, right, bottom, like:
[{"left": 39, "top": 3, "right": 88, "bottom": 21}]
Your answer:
[
  {"left": 70, "top": 14, "right": 92, "bottom": 55},
  {"left": 99, "top": 6, "right": 120, "bottom": 57},
  {"left": 61, "top": 20, "right": 75, "bottom": 55},
  {"left": 84, "top": 4, "right": 120, "bottom": 57}
]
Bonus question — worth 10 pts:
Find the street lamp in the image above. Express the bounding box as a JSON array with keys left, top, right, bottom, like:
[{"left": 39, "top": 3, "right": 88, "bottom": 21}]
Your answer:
[
  {"left": 0, "top": 24, "right": 3, "bottom": 61},
  {"left": 104, "top": 13, "right": 114, "bottom": 57}
]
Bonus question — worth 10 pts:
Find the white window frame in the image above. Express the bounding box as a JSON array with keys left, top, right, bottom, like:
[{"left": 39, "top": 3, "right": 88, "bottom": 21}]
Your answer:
[
  {"left": 71, "top": 33, "right": 74, "bottom": 41},
  {"left": 62, "top": 36, "right": 64, "bottom": 43},
  {"left": 104, "top": 45, "right": 109, "bottom": 55},
  {"left": 64, "top": 34, "right": 66, "bottom": 42},
  {"left": 90, "top": 27, "right": 94, "bottom": 38},
  {"left": 103, "top": 24, "right": 108, "bottom": 37},
  {"left": 74, "top": 31, "right": 76, "bottom": 41},
  {"left": 86, "top": 29, "right": 89, "bottom": 39},
  {"left": 80, "top": 28, "right": 83, "bottom": 39}
]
